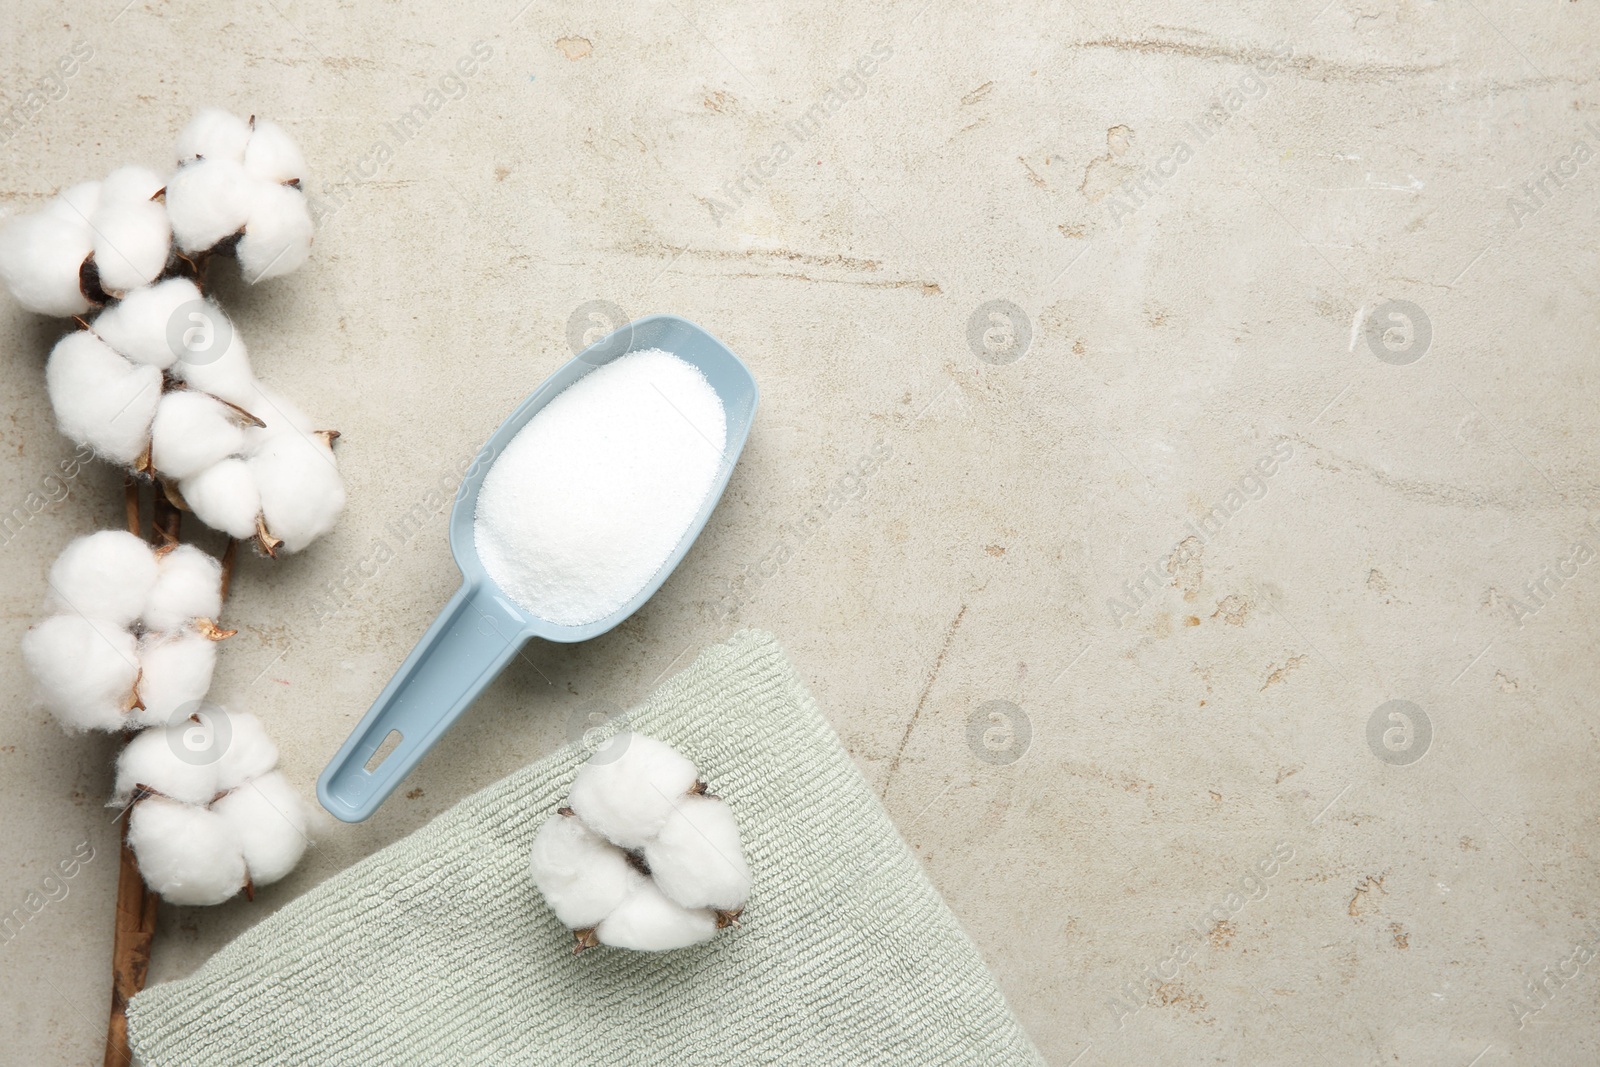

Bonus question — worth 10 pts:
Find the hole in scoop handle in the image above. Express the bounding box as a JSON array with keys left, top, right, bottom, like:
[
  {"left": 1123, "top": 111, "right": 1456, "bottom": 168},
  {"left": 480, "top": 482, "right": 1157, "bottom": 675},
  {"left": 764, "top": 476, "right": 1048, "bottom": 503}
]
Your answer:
[{"left": 317, "top": 581, "right": 528, "bottom": 822}]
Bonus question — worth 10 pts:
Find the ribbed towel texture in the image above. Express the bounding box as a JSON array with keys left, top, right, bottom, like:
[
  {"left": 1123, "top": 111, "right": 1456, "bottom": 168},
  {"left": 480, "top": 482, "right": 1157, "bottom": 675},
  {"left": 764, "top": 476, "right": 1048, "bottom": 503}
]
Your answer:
[{"left": 128, "top": 629, "right": 1043, "bottom": 1065}]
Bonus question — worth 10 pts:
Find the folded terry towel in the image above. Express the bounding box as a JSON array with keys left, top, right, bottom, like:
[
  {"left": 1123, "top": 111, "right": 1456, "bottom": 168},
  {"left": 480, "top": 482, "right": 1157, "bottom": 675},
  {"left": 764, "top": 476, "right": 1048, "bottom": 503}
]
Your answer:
[{"left": 129, "top": 629, "right": 1044, "bottom": 1066}]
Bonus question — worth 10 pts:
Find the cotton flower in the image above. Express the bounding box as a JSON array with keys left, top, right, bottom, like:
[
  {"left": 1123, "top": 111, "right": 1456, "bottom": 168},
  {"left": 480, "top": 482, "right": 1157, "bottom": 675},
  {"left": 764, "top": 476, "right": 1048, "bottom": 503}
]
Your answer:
[
  {"left": 126, "top": 797, "right": 248, "bottom": 906},
  {"left": 119, "top": 717, "right": 312, "bottom": 904},
  {"left": 165, "top": 109, "right": 312, "bottom": 281},
  {"left": 567, "top": 732, "right": 699, "bottom": 849},
  {"left": 529, "top": 734, "right": 748, "bottom": 954},
  {"left": 23, "top": 531, "right": 231, "bottom": 736},
  {"left": 644, "top": 795, "right": 751, "bottom": 911},
  {"left": 0, "top": 162, "right": 173, "bottom": 317},
  {"left": 44, "top": 530, "right": 159, "bottom": 626},
  {"left": 595, "top": 879, "right": 718, "bottom": 952},
  {"left": 0, "top": 180, "right": 103, "bottom": 316},
  {"left": 45, "top": 331, "right": 162, "bottom": 467},
  {"left": 89, "top": 166, "right": 171, "bottom": 295},
  {"left": 20, "top": 615, "right": 139, "bottom": 732},
  {"left": 528, "top": 812, "right": 643, "bottom": 930}
]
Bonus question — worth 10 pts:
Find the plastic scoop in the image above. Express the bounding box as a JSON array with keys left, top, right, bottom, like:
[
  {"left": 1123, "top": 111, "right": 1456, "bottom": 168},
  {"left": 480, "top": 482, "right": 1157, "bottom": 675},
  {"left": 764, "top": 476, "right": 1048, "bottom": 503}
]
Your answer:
[{"left": 317, "top": 314, "right": 757, "bottom": 822}]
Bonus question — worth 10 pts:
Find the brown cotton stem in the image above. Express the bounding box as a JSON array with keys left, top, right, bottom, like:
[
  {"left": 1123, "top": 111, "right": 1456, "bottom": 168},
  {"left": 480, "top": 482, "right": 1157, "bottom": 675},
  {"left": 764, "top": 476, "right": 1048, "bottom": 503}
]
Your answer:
[
  {"left": 151, "top": 493, "right": 181, "bottom": 546},
  {"left": 123, "top": 478, "right": 140, "bottom": 536},
  {"left": 218, "top": 539, "right": 238, "bottom": 601},
  {"left": 107, "top": 479, "right": 156, "bottom": 1067},
  {"left": 103, "top": 828, "right": 158, "bottom": 1067}
]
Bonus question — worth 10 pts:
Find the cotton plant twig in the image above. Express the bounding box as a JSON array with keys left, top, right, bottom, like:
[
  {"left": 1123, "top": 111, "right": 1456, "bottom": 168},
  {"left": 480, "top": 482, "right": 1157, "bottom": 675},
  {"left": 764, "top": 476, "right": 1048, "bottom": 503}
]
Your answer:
[
  {"left": 0, "top": 108, "right": 332, "bottom": 1065},
  {"left": 105, "top": 479, "right": 158, "bottom": 1067}
]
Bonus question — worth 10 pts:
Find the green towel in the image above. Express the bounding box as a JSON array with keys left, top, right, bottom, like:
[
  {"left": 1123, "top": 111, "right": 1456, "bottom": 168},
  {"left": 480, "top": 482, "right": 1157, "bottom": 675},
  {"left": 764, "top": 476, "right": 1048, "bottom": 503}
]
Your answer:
[{"left": 128, "top": 629, "right": 1044, "bottom": 1066}]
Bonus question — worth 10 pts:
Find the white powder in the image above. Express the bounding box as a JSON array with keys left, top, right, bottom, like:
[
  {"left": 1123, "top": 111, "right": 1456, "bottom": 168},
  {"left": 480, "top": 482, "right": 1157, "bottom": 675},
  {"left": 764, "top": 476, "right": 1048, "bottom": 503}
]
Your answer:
[{"left": 474, "top": 348, "right": 728, "bottom": 626}]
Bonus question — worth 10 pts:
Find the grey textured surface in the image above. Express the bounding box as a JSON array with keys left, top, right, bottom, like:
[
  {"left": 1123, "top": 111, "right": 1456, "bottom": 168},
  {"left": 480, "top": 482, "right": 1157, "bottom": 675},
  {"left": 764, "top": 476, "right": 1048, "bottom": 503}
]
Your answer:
[{"left": 2, "top": 1, "right": 1599, "bottom": 1064}]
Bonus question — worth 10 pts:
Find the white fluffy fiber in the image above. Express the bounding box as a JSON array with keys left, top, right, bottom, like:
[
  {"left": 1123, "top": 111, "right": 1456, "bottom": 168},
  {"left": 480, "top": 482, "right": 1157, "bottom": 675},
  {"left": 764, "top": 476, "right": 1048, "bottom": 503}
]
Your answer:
[
  {"left": 90, "top": 165, "right": 171, "bottom": 295},
  {"left": 91, "top": 277, "right": 201, "bottom": 370},
  {"left": 144, "top": 543, "right": 224, "bottom": 632},
  {"left": 24, "top": 530, "right": 229, "bottom": 735},
  {"left": 127, "top": 797, "right": 248, "bottom": 906},
  {"left": 595, "top": 880, "right": 718, "bottom": 952},
  {"left": 237, "top": 180, "right": 313, "bottom": 281},
  {"left": 179, "top": 457, "right": 262, "bottom": 540},
  {"left": 20, "top": 615, "right": 139, "bottom": 732},
  {"left": 121, "top": 731, "right": 311, "bottom": 904},
  {"left": 46, "top": 331, "right": 162, "bottom": 466},
  {"left": 151, "top": 391, "right": 246, "bottom": 481},
  {"left": 45, "top": 529, "right": 159, "bottom": 625},
  {"left": 530, "top": 734, "right": 750, "bottom": 953},
  {"left": 645, "top": 795, "right": 751, "bottom": 911},
  {"left": 528, "top": 813, "right": 642, "bottom": 930},
  {"left": 567, "top": 732, "right": 699, "bottom": 849},
  {"left": 0, "top": 164, "right": 173, "bottom": 317},
  {"left": 212, "top": 770, "right": 311, "bottom": 885},
  {"left": 134, "top": 631, "right": 218, "bottom": 726},
  {"left": 0, "top": 208, "right": 96, "bottom": 316},
  {"left": 166, "top": 109, "right": 312, "bottom": 279}
]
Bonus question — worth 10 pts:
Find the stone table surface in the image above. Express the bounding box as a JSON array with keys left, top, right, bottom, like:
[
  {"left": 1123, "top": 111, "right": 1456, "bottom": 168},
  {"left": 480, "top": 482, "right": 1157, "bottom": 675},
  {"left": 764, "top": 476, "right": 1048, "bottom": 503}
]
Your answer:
[{"left": 2, "top": 2, "right": 1598, "bottom": 1064}]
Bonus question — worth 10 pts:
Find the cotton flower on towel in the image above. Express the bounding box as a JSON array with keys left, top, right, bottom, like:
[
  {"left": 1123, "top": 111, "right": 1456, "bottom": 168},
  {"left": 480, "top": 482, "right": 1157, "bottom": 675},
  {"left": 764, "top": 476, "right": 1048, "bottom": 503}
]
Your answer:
[
  {"left": 21, "top": 531, "right": 233, "bottom": 733},
  {"left": 529, "top": 733, "right": 750, "bottom": 954}
]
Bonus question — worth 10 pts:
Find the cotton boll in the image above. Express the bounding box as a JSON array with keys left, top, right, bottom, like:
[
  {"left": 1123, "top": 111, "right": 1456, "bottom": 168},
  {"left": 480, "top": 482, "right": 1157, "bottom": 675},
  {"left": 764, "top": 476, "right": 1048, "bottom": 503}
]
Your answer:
[
  {"left": 213, "top": 771, "right": 310, "bottom": 885},
  {"left": 44, "top": 181, "right": 103, "bottom": 225},
  {"left": 90, "top": 277, "right": 202, "bottom": 369},
  {"left": 45, "top": 331, "right": 162, "bottom": 465},
  {"left": 150, "top": 391, "right": 246, "bottom": 480},
  {"left": 113, "top": 722, "right": 222, "bottom": 806},
  {"left": 567, "top": 733, "right": 699, "bottom": 849},
  {"left": 213, "top": 711, "right": 280, "bottom": 793},
  {"left": 180, "top": 458, "right": 260, "bottom": 539},
  {"left": 248, "top": 430, "right": 344, "bottom": 553},
  {"left": 171, "top": 326, "right": 254, "bottom": 408},
  {"left": 90, "top": 198, "right": 171, "bottom": 294},
  {"left": 242, "top": 119, "right": 307, "bottom": 184},
  {"left": 644, "top": 796, "right": 751, "bottom": 911},
  {"left": 175, "top": 108, "right": 252, "bottom": 164},
  {"left": 99, "top": 165, "right": 166, "bottom": 206},
  {"left": 595, "top": 879, "right": 717, "bottom": 952},
  {"left": 132, "top": 632, "right": 217, "bottom": 726},
  {"left": 44, "top": 530, "right": 158, "bottom": 626},
  {"left": 21, "top": 615, "right": 139, "bottom": 732},
  {"left": 0, "top": 211, "right": 96, "bottom": 316},
  {"left": 127, "top": 796, "right": 246, "bottom": 906},
  {"left": 143, "top": 544, "right": 224, "bottom": 632},
  {"left": 235, "top": 182, "right": 312, "bottom": 282},
  {"left": 165, "top": 157, "right": 252, "bottom": 252},
  {"left": 529, "top": 813, "right": 642, "bottom": 930}
]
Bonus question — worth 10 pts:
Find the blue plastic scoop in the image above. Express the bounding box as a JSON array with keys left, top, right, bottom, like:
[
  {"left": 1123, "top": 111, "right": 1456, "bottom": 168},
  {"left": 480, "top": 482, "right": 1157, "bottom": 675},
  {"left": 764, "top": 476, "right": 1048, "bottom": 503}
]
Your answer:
[{"left": 317, "top": 314, "right": 757, "bottom": 822}]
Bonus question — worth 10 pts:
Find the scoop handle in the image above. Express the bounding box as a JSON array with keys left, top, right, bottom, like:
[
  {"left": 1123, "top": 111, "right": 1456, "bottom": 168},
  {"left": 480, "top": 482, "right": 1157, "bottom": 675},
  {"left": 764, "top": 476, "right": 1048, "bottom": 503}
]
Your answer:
[{"left": 317, "top": 580, "right": 529, "bottom": 822}]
